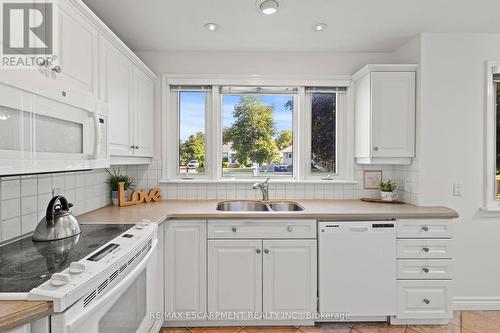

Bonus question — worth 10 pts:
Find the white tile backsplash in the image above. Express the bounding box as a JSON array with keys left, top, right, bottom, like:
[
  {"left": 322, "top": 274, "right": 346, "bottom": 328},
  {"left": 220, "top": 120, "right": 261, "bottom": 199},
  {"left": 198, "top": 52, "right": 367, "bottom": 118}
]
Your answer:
[{"left": 0, "top": 169, "right": 111, "bottom": 242}]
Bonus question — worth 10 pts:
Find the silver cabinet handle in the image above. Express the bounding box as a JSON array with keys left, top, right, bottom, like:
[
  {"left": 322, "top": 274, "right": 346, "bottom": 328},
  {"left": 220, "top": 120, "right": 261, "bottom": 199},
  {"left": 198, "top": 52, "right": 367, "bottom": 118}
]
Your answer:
[
  {"left": 231, "top": 227, "right": 237, "bottom": 232},
  {"left": 264, "top": 249, "right": 269, "bottom": 254},
  {"left": 422, "top": 247, "right": 430, "bottom": 252},
  {"left": 422, "top": 267, "right": 430, "bottom": 273},
  {"left": 422, "top": 226, "right": 429, "bottom": 232},
  {"left": 373, "top": 146, "right": 379, "bottom": 151},
  {"left": 287, "top": 226, "right": 293, "bottom": 232},
  {"left": 52, "top": 65, "right": 61, "bottom": 73},
  {"left": 423, "top": 299, "right": 430, "bottom": 304},
  {"left": 256, "top": 249, "right": 261, "bottom": 254}
]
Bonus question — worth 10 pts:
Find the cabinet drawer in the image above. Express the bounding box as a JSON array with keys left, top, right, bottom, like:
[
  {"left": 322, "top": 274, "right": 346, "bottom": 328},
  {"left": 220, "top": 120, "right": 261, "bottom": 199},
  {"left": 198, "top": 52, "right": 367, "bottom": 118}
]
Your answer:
[
  {"left": 397, "top": 280, "right": 452, "bottom": 319},
  {"left": 397, "top": 259, "right": 453, "bottom": 280},
  {"left": 208, "top": 219, "right": 316, "bottom": 239},
  {"left": 397, "top": 239, "right": 452, "bottom": 259},
  {"left": 397, "top": 219, "right": 452, "bottom": 238}
]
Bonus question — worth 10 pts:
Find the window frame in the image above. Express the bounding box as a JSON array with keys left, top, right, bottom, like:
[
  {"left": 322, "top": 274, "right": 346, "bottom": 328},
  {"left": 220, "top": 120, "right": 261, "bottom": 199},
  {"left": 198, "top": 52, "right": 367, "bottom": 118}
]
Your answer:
[
  {"left": 483, "top": 61, "right": 500, "bottom": 214},
  {"left": 161, "top": 74, "right": 354, "bottom": 183}
]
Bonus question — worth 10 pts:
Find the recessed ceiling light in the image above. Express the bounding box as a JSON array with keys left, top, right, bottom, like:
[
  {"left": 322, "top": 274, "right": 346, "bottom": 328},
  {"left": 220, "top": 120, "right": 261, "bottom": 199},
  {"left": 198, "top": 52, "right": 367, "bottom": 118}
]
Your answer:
[
  {"left": 259, "top": 0, "right": 279, "bottom": 15},
  {"left": 313, "top": 23, "right": 328, "bottom": 31},
  {"left": 204, "top": 23, "right": 219, "bottom": 31}
]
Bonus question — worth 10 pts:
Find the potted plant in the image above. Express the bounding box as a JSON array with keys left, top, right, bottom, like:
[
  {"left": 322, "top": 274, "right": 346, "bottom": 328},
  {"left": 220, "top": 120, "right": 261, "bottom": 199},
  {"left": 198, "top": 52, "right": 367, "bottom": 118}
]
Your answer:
[
  {"left": 105, "top": 169, "right": 135, "bottom": 206},
  {"left": 379, "top": 180, "right": 398, "bottom": 202}
]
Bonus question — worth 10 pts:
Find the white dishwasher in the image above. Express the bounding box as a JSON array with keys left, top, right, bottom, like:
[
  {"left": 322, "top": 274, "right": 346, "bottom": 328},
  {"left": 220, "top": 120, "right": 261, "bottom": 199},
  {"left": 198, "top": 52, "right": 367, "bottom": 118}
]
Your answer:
[{"left": 318, "top": 221, "right": 396, "bottom": 320}]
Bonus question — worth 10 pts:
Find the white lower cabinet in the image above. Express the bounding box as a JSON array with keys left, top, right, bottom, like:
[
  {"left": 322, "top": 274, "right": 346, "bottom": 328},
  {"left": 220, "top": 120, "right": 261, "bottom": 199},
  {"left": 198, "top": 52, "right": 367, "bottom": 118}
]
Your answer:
[
  {"left": 164, "top": 220, "right": 206, "bottom": 320},
  {"left": 207, "top": 238, "right": 317, "bottom": 321},
  {"left": 392, "top": 219, "right": 453, "bottom": 325},
  {"left": 208, "top": 240, "right": 262, "bottom": 319},
  {"left": 396, "top": 280, "right": 452, "bottom": 320},
  {"left": 262, "top": 240, "right": 317, "bottom": 319}
]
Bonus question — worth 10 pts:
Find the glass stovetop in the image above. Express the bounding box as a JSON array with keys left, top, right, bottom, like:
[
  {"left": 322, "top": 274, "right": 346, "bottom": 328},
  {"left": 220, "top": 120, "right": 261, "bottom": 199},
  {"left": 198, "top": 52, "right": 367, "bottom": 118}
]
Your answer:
[{"left": 0, "top": 224, "right": 133, "bottom": 293}]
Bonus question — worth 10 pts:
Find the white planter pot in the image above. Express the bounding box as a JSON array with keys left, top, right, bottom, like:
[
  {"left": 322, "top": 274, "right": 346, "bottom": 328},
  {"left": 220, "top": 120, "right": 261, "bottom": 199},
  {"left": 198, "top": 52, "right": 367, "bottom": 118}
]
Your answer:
[{"left": 380, "top": 191, "right": 398, "bottom": 202}]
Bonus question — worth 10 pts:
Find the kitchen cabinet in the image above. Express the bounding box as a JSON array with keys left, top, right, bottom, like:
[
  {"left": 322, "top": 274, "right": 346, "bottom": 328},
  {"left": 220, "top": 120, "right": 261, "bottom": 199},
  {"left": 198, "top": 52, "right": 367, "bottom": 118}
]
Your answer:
[
  {"left": 208, "top": 240, "right": 262, "bottom": 318},
  {"left": 353, "top": 64, "right": 417, "bottom": 164},
  {"left": 100, "top": 37, "right": 154, "bottom": 162},
  {"left": 0, "top": 1, "right": 99, "bottom": 112},
  {"left": 206, "top": 219, "right": 317, "bottom": 323},
  {"left": 391, "top": 219, "right": 453, "bottom": 325},
  {"left": 263, "top": 240, "right": 317, "bottom": 319},
  {"left": 164, "top": 220, "right": 206, "bottom": 320}
]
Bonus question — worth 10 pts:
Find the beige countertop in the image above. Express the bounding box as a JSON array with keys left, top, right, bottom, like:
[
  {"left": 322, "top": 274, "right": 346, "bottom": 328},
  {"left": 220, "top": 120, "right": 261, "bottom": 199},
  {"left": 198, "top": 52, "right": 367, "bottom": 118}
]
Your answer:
[
  {"left": 0, "top": 301, "right": 52, "bottom": 332},
  {"left": 77, "top": 199, "right": 459, "bottom": 224}
]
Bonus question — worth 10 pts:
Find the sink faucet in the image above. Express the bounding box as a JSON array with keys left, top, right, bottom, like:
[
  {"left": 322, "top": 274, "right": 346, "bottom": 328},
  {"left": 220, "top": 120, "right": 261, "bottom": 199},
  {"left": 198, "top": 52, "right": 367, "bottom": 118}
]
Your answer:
[{"left": 253, "top": 178, "right": 270, "bottom": 201}]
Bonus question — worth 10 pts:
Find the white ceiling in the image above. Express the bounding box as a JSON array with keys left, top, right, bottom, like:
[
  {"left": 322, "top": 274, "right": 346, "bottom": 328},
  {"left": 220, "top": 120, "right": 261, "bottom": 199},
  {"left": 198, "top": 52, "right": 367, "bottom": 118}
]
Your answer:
[{"left": 82, "top": 0, "right": 500, "bottom": 52}]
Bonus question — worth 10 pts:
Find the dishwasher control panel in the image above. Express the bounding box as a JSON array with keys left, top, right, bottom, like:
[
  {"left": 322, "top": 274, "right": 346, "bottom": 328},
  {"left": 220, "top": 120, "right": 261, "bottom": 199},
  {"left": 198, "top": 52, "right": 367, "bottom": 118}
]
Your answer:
[{"left": 319, "top": 221, "right": 395, "bottom": 233}]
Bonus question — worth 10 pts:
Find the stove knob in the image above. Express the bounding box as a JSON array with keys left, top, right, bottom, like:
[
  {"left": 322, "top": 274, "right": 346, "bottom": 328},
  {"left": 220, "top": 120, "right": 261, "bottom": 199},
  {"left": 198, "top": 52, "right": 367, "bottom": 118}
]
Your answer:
[
  {"left": 50, "top": 273, "right": 70, "bottom": 287},
  {"left": 69, "top": 262, "right": 87, "bottom": 274}
]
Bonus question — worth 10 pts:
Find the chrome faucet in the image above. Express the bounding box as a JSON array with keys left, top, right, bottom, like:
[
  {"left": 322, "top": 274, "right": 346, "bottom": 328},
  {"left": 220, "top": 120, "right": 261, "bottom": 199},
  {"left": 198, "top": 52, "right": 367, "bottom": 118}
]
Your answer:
[{"left": 252, "top": 178, "right": 270, "bottom": 201}]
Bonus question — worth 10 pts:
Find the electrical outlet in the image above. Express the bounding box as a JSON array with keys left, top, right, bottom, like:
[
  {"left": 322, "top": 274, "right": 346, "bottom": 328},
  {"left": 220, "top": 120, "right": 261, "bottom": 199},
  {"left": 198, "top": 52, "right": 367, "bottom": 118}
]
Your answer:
[{"left": 453, "top": 183, "right": 463, "bottom": 196}]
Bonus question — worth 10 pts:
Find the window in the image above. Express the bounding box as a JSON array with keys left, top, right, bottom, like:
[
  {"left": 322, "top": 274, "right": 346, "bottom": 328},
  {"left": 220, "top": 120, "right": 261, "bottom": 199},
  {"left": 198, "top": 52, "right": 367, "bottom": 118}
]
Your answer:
[
  {"left": 168, "top": 86, "right": 212, "bottom": 179},
  {"left": 221, "top": 87, "right": 296, "bottom": 178},
  {"left": 310, "top": 91, "right": 337, "bottom": 174},
  {"left": 496, "top": 78, "right": 500, "bottom": 198},
  {"left": 162, "top": 76, "right": 350, "bottom": 182}
]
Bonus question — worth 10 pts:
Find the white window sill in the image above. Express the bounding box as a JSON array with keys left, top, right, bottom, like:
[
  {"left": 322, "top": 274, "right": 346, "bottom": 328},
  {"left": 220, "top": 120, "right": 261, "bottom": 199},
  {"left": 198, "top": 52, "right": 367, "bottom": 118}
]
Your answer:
[
  {"left": 479, "top": 206, "right": 500, "bottom": 217},
  {"left": 158, "top": 179, "right": 358, "bottom": 185}
]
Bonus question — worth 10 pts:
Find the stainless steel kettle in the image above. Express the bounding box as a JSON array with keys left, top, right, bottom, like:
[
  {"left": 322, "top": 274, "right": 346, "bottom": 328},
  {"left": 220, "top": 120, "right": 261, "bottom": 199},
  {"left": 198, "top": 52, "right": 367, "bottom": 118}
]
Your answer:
[{"left": 33, "top": 195, "right": 81, "bottom": 241}]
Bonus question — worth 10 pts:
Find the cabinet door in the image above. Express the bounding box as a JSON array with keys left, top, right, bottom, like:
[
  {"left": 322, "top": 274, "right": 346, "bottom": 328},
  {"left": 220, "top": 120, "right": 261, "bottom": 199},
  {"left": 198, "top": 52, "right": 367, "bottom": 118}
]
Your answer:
[
  {"left": 100, "top": 37, "right": 133, "bottom": 157},
  {"left": 133, "top": 67, "right": 154, "bottom": 157},
  {"left": 371, "top": 72, "right": 415, "bottom": 158},
  {"left": 208, "top": 240, "right": 262, "bottom": 318},
  {"left": 165, "top": 220, "right": 206, "bottom": 319},
  {"left": 263, "top": 240, "right": 317, "bottom": 319},
  {"left": 54, "top": 1, "right": 98, "bottom": 99}
]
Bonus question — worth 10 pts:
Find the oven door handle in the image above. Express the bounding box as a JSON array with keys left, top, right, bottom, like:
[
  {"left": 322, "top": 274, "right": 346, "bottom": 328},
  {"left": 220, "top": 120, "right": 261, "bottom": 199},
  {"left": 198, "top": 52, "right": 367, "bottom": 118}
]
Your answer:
[{"left": 65, "top": 238, "right": 158, "bottom": 330}]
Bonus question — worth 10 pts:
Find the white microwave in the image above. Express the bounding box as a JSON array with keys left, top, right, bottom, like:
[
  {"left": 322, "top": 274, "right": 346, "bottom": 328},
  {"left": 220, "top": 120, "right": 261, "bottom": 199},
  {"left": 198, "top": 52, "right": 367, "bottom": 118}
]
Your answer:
[{"left": 0, "top": 83, "right": 109, "bottom": 175}]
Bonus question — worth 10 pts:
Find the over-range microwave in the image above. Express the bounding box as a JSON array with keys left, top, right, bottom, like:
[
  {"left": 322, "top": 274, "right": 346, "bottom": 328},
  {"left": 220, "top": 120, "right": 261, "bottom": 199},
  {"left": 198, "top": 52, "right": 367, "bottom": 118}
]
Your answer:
[{"left": 0, "top": 82, "right": 109, "bottom": 176}]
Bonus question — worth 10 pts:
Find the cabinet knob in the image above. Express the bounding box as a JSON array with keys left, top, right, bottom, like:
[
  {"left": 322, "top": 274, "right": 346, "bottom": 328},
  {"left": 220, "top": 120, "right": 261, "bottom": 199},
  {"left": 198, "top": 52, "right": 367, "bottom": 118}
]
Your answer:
[
  {"left": 52, "top": 65, "right": 61, "bottom": 73},
  {"left": 231, "top": 227, "right": 237, "bottom": 232},
  {"left": 287, "top": 226, "right": 293, "bottom": 232},
  {"left": 130, "top": 145, "right": 135, "bottom": 149},
  {"left": 373, "top": 146, "right": 379, "bottom": 151},
  {"left": 135, "top": 145, "right": 139, "bottom": 149},
  {"left": 264, "top": 249, "right": 269, "bottom": 254},
  {"left": 422, "top": 247, "right": 430, "bottom": 253},
  {"left": 423, "top": 298, "right": 430, "bottom": 304},
  {"left": 422, "top": 226, "right": 429, "bottom": 232},
  {"left": 61, "top": 90, "right": 67, "bottom": 97},
  {"left": 256, "top": 249, "right": 261, "bottom": 254},
  {"left": 422, "top": 267, "right": 430, "bottom": 273}
]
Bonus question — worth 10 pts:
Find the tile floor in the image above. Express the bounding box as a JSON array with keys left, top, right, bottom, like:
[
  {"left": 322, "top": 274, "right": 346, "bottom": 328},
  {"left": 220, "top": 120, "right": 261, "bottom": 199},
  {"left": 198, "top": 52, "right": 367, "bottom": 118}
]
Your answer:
[{"left": 162, "top": 311, "right": 500, "bottom": 333}]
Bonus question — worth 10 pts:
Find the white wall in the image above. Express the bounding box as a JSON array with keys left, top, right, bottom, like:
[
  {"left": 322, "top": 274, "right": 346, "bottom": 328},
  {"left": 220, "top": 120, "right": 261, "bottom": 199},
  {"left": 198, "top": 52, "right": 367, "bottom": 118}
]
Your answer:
[{"left": 416, "top": 33, "right": 500, "bottom": 308}]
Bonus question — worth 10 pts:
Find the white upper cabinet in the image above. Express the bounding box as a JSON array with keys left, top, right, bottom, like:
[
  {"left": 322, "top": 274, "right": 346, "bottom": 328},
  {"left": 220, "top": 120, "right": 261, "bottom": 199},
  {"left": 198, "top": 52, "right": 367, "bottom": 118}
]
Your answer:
[
  {"left": 100, "top": 37, "right": 134, "bottom": 158},
  {"left": 52, "top": 0, "right": 98, "bottom": 103},
  {"left": 353, "top": 64, "right": 417, "bottom": 164},
  {"left": 100, "top": 37, "right": 155, "bottom": 162},
  {"left": 133, "top": 67, "right": 154, "bottom": 158}
]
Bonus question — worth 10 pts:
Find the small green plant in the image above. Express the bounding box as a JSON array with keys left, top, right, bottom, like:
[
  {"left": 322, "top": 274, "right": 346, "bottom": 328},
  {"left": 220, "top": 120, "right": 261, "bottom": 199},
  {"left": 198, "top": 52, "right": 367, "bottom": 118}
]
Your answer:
[
  {"left": 379, "top": 180, "right": 397, "bottom": 192},
  {"left": 105, "top": 169, "right": 135, "bottom": 192}
]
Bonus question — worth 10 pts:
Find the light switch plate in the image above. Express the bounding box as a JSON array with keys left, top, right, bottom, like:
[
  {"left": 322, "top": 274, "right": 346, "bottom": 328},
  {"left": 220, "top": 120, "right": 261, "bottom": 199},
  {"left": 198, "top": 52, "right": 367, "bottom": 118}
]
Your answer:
[{"left": 453, "top": 183, "right": 463, "bottom": 196}]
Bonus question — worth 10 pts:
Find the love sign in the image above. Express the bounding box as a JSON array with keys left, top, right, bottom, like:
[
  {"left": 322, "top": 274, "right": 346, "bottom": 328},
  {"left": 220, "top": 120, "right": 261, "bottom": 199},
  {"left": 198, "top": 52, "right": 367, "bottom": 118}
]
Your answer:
[{"left": 118, "top": 182, "right": 161, "bottom": 207}]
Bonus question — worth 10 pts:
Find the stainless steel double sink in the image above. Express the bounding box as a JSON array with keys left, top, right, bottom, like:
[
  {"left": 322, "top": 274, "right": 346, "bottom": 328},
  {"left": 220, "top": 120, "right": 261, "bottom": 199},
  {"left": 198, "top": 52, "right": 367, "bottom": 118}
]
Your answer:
[{"left": 216, "top": 200, "right": 304, "bottom": 212}]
